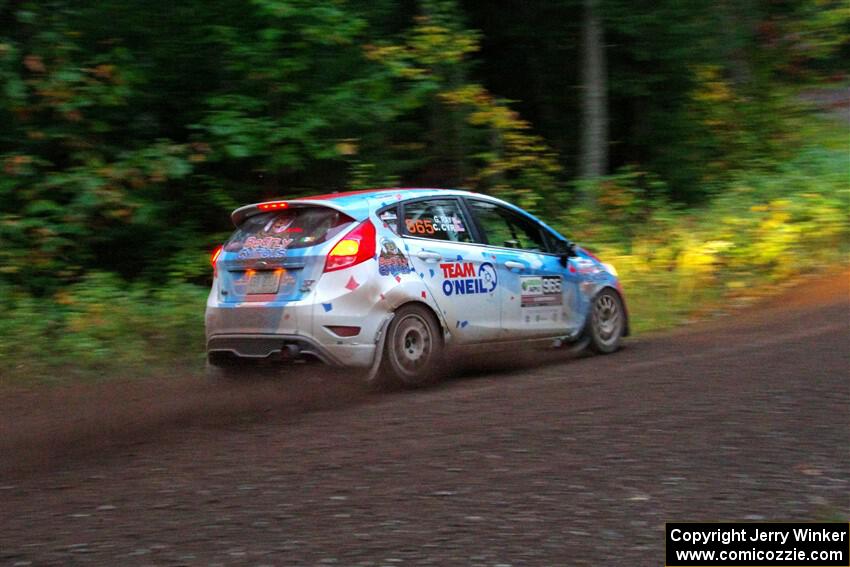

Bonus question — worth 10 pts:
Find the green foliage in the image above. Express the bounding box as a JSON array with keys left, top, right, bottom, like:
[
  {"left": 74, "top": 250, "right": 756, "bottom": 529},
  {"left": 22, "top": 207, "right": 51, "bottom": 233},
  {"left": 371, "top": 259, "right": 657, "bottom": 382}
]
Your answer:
[
  {"left": 196, "top": 0, "right": 377, "bottom": 170},
  {"left": 365, "top": 9, "right": 562, "bottom": 211},
  {"left": 0, "top": 273, "right": 207, "bottom": 383},
  {"left": 0, "top": 3, "right": 197, "bottom": 292}
]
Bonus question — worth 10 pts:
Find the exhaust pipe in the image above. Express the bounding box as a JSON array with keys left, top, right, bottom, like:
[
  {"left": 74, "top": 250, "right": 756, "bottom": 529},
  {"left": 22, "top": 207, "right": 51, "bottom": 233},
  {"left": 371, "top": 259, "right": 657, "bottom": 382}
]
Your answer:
[{"left": 282, "top": 344, "right": 301, "bottom": 359}]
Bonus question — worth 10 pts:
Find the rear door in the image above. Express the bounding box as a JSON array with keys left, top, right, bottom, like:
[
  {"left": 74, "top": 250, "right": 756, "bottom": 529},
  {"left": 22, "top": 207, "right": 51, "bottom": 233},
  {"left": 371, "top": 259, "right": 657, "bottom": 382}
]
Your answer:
[
  {"left": 401, "top": 197, "right": 502, "bottom": 343},
  {"left": 465, "top": 198, "right": 574, "bottom": 340}
]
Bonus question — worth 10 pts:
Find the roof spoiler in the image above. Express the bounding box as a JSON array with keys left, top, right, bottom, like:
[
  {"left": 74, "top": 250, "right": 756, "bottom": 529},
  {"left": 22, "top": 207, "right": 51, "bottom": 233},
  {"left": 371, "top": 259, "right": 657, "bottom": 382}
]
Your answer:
[{"left": 229, "top": 200, "right": 350, "bottom": 227}]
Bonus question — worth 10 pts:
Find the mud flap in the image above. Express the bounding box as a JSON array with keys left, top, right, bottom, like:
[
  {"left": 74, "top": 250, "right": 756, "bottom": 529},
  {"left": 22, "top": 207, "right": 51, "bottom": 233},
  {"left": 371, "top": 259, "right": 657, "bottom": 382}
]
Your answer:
[{"left": 365, "top": 313, "right": 395, "bottom": 386}]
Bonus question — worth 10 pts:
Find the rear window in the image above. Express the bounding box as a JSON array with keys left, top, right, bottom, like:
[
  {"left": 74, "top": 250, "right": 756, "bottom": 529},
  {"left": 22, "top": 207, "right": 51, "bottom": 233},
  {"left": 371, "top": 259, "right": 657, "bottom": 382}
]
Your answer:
[{"left": 224, "top": 207, "right": 354, "bottom": 259}]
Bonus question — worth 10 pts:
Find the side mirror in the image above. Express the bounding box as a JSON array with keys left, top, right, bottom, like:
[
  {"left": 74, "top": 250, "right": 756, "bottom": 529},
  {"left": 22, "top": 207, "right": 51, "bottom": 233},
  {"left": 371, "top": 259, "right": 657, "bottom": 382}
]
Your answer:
[{"left": 558, "top": 241, "right": 577, "bottom": 267}]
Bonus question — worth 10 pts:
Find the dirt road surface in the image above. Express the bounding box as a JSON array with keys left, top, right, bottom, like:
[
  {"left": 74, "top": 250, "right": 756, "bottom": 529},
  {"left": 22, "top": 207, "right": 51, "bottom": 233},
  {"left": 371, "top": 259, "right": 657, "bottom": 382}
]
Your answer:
[{"left": 1, "top": 271, "right": 848, "bottom": 566}]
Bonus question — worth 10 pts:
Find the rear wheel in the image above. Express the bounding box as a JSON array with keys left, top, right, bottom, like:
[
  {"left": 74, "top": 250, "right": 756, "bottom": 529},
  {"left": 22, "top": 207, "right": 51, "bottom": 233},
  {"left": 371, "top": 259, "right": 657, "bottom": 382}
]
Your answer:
[
  {"left": 588, "top": 289, "right": 625, "bottom": 354},
  {"left": 383, "top": 304, "right": 444, "bottom": 387}
]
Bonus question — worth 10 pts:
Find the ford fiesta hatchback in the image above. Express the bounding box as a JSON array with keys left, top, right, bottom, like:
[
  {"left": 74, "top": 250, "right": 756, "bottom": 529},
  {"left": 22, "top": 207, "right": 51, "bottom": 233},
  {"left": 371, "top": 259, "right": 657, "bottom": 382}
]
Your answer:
[{"left": 206, "top": 188, "right": 628, "bottom": 386}]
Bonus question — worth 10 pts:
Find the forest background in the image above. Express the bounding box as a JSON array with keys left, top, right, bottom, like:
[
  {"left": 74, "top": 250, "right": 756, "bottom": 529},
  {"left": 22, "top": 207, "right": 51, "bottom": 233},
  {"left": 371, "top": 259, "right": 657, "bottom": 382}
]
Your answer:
[{"left": 0, "top": 0, "right": 847, "bottom": 381}]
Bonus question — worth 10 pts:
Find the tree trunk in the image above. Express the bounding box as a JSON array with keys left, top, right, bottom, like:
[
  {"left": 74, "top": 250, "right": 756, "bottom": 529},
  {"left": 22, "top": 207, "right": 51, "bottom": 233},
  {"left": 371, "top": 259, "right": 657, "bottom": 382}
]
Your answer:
[
  {"left": 721, "top": 0, "right": 753, "bottom": 88},
  {"left": 579, "top": 0, "right": 608, "bottom": 180}
]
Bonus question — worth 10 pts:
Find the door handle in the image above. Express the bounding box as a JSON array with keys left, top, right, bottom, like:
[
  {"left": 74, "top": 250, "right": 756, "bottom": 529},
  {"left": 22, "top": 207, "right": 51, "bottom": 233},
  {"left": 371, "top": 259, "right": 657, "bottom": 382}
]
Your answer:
[
  {"left": 504, "top": 260, "right": 525, "bottom": 271},
  {"left": 416, "top": 251, "right": 442, "bottom": 262}
]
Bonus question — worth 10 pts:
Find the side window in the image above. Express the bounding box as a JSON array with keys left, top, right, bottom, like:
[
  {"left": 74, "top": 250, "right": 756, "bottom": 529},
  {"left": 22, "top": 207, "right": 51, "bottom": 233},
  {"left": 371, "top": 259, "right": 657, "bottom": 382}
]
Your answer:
[
  {"left": 401, "top": 199, "right": 473, "bottom": 243},
  {"left": 467, "top": 200, "right": 549, "bottom": 252},
  {"left": 541, "top": 229, "right": 567, "bottom": 253}
]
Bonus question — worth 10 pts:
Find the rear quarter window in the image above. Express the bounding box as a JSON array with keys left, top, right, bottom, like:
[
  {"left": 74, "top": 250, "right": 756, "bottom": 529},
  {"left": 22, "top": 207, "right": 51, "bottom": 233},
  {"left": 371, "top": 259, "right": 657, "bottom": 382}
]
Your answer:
[
  {"left": 225, "top": 207, "right": 353, "bottom": 258},
  {"left": 378, "top": 206, "right": 401, "bottom": 235}
]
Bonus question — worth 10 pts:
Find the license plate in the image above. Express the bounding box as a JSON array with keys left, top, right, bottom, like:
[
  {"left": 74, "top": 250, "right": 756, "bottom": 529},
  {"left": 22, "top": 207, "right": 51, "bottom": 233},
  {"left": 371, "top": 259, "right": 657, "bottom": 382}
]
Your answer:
[{"left": 246, "top": 270, "right": 281, "bottom": 294}]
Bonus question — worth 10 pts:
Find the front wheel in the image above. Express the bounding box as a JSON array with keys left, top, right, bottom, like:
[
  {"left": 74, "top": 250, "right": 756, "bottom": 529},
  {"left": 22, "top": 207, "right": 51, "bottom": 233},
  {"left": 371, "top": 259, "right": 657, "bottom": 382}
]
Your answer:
[
  {"left": 588, "top": 289, "right": 625, "bottom": 354},
  {"left": 382, "top": 304, "right": 444, "bottom": 387}
]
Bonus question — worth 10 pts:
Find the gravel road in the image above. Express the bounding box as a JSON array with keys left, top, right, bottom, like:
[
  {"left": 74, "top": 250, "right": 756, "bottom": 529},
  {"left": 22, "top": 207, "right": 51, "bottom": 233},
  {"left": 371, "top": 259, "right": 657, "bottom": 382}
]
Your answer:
[{"left": 1, "top": 271, "right": 848, "bottom": 566}]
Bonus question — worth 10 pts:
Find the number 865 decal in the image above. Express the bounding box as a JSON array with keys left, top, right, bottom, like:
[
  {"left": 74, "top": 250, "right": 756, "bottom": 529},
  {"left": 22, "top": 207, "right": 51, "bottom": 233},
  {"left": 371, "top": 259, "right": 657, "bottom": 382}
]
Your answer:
[{"left": 405, "top": 219, "right": 435, "bottom": 234}]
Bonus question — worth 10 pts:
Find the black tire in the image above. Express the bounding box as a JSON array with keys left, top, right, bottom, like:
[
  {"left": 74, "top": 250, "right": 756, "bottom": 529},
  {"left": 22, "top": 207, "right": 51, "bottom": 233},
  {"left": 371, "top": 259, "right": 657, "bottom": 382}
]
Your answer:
[
  {"left": 382, "top": 304, "right": 444, "bottom": 387},
  {"left": 588, "top": 288, "right": 625, "bottom": 354}
]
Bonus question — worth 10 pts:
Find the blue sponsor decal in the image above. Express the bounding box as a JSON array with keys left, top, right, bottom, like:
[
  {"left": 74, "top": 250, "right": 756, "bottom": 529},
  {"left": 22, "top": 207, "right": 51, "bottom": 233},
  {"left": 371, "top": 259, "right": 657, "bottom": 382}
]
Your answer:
[{"left": 440, "top": 261, "right": 497, "bottom": 296}]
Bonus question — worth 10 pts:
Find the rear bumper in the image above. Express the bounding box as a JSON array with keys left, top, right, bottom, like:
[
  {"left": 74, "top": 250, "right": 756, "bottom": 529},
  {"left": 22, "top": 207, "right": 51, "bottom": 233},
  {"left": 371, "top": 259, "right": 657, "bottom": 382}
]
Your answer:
[
  {"left": 205, "top": 264, "right": 394, "bottom": 369},
  {"left": 206, "top": 333, "right": 376, "bottom": 368}
]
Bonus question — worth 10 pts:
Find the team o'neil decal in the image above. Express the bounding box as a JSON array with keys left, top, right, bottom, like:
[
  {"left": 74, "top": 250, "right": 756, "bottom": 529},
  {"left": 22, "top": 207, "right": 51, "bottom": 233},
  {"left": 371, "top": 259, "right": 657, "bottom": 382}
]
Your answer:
[{"left": 440, "top": 261, "right": 497, "bottom": 296}]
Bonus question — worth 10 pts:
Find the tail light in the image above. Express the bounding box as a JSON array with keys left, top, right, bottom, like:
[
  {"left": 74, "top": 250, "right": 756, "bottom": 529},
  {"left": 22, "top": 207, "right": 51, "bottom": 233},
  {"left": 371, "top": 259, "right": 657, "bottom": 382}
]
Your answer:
[
  {"left": 324, "top": 220, "right": 376, "bottom": 273},
  {"left": 211, "top": 245, "right": 223, "bottom": 277}
]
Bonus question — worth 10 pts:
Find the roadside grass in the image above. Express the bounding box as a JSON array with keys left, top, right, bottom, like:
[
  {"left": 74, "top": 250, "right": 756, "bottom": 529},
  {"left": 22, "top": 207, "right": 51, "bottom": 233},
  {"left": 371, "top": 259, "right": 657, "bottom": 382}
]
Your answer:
[
  {"left": 563, "top": 121, "right": 849, "bottom": 333},
  {"left": 1, "top": 128, "right": 847, "bottom": 385},
  {"left": 0, "top": 277, "right": 208, "bottom": 386}
]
